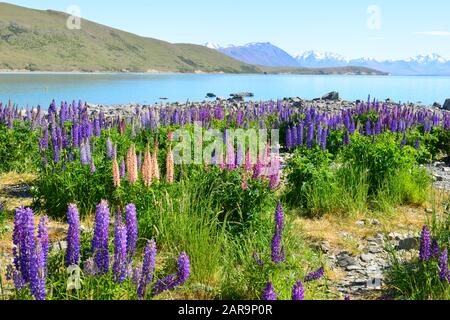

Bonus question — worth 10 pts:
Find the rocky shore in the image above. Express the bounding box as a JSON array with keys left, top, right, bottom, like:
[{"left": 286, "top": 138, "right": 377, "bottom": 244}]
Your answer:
[{"left": 85, "top": 91, "right": 450, "bottom": 120}]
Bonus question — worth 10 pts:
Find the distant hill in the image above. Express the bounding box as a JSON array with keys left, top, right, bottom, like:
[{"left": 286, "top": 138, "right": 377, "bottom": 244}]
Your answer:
[{"left": 0, "top": 3, "right": 259, "bottom": 73}]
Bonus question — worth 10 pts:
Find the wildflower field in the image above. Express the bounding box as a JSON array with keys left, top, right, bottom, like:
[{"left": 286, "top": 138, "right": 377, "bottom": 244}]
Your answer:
[{"left": 0, "top": 97, "right": 449, "bottom": 301}]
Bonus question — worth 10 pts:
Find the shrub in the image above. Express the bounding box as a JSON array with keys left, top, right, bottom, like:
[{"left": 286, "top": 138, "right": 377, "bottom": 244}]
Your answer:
[{"left": 385, "top": 203, "right": 450, "bottom": 300}]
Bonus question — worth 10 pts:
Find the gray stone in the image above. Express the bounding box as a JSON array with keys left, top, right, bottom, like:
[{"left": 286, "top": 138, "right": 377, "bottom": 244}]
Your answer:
[
  {"left": 397, "top": 237, "right": 419, "bottom": 251},
  {"left": 369, "top": 246, "right": 383, "bottom": 254},
  {"left": 355, "top": 220, "right": 365, "bottom": 226},
  {"left": 346, "top": 265, "right": 362, "bottom": 271},
  {"left": 442, "top": 99, "right": 450, "bottom": 111},
  {"left": 361, "top": 254, "right": 374, "bottom": 263},
  {"left": 322, "top": 91, "right": 340, "bottom": 101}
]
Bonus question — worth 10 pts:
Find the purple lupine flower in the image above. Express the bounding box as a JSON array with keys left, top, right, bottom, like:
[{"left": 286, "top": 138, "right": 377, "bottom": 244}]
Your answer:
[
  {"left": 133, "top": 267, "right": 140, "bottom": 286},
  {"left": 414, "top": 138, "right": 421, "bottom": 150},
  {"left": 37, "top": 216, "right": 49, "bottom": 276},
  {"left": 106, "top": 138, "right": 113, "bottom": 159},
  {"left": 292, "top": 281, "right": 305, "bottom": 300},
  {"left": 345, "top": 294, "right": 351, "bottom": 300},
  {"left": 304, "top": 267, "right": 325, "bottom": 282},
  {"left": 431, "top": 239, "right": 440, "bottom": 259},
  {"left": 236, "top": 144, "right": 244, "bottom": 168},
  {"left": 153, "top": 251, "right": 190, "bottom": 296},
  {"left": 137, "top": 240, "right": 157, "bottom": 299},
  {"left": 297, "top": 123, "right": 304, "bottom": 146},
  {"left": 271, "top": 202, "right": 284, "bottom": 264},
  {"left": 253, "top": 252, "right": 264, "bottom": 267},
  {"left": 66, "top": 204, "right": 80, "bottom": 266},
  {"left": 438, "top": 248, "right": 449, "bottom": 282},
  {"left": 306, "top": 123, "right": 314, "bottom": 149},
  {"left": 120, "top": 159, "right": 126, "bottom": 178},
  {"left": 400, "top": 135, "right": 407, "bottom": 148},
  {"left": 6, "top": 264, "right": 25, "bottom": 290},
  {"left": 125, "top": 204, "right": 138, "bottom": 267},
  {"left": 113, "top": 216, "right": 128, "bottom": 283},
  {"left": 30, "top": 240, "right": 46, "bottom": 300},
  {"left": 80, "top": 142, "right": 88, "bottom": 165},
  {"left": 262, "top": 282, "right": 277, "bottom": 301},
  {"left": 90, "top": 159, "right": 96, "bottom": 173},
  {"left": 83, "top": 257, "right": 95, "bottom": 276},
  {"left": 91, "top": 200, "right": 110, "bottom": 275},
  {"left": 17, "top": 207, "right": 35, "bottom": 283},
  {"left": 419, "top": 225, "right": 431, "bottom": 262}
]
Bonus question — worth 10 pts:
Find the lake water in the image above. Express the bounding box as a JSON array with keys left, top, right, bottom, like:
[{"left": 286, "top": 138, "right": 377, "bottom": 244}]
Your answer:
[{"left": 0, "top": 73, "right": 449, "bottom": 109}]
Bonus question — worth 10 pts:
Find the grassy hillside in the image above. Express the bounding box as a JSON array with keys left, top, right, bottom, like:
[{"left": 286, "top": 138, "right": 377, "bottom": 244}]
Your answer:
[
  {"left": 0, "top": 3, "right": 259, "bottom": 73},
  {"left": 0, "top": 3, "right": 386, "bottom": 75}
]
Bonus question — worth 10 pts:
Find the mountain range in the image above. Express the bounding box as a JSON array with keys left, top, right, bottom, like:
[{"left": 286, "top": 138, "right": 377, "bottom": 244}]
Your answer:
[{"left": 206, "top": 42, "right": 450, "bottom": 76}]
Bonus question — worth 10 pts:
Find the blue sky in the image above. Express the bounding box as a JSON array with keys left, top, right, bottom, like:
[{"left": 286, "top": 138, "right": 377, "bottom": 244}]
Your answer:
[{"left": 6, "top": 0, "right": 450, "bottom": 60}]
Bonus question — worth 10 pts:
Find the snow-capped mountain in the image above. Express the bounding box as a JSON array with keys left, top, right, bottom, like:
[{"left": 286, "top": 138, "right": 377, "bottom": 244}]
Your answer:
[
  {"left": 295, "top": 51, "right": 349, "bottom": 68},
  {"left": 204, "top": 42, "right": 222, "bottom": 50},
  {"left": 203, "top": 42, "right": 450, "bottom": 75},
  {"left": 296, "top": 51, "right": 450, "bottom": 75},
  {"left": 214, "top": 42, "right": 301, "bottom": 67}
]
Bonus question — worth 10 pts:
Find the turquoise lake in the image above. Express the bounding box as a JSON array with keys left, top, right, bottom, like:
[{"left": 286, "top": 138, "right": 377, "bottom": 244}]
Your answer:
[{"left": 0, "top": 73, "right": 449, "bottom": 108}]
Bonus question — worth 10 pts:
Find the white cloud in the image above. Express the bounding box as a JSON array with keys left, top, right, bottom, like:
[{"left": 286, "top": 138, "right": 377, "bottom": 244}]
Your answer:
[{"left": 414, "top": 31, "right": 450, "bottom": 36}]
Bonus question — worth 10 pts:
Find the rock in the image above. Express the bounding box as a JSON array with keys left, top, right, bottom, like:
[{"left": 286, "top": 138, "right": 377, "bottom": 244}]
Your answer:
[
  {"left": 397, "top": 237, "right": 419, "bottom": 251},
  {"left": 366, "top": 278, "right": 382, "bottom": 290},
  {"left": 337, "top": 252, "right": 357, "bottom": 267},
  {"left": 425, "top": 208, "right": 433, "bottom": 214},
  {"left": 355, "top": 220, "right": 365, "bottom": 226},
  {"left": 361, "top": 254, "right": 374, "bottom": 263},
  {"left": 292, "top": 97, "right": 303, "bottom": 108},
  {"left": 368, "top": 246, "right": 383, "bottom": 254},
  {"left": 432, "top": 102, "right": 442, "bottom": 109},
  {"left": 322, "top": 91, "right": 340, "bottom": 101},
  {"left": 346, "top": 264, "right": 362, "bottom": 271},
  {"left": 319, "top": 241, "right": 331, "bottom": 253},
  {"left": 230, "top": 92, "right": 254, "bottom": 99},
  {"left": 442, "top": 99, "right": 450, "bottom": 111}
]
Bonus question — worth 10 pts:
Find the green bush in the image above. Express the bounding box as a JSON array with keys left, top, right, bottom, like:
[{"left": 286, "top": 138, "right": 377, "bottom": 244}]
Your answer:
[
  {"left": 0, "top": 122, "right": 40, "bottom": 173},
  {"left": 386, "top": 203, "right": 450, "bottom": 300}
]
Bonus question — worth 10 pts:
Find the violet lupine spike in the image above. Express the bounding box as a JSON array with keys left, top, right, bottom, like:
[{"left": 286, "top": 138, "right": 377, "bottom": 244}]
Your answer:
[
  {"left": 120, "top": 158, "right": 126, "bottom": 178},
  {"left": 106, "top": 138, "right": 113, "bottom": 159},
  {"left": 137, "top": 240, "right": 157, "bottom": 299},
  {"left": 153, "top": 251, "right": 190, "bottom": 296},
  {"left": 125, "top": 204, "right": 138, "bottom": 267},
  {"left": 430, "top": 239, "right": 440, "bottom": 259},
  {"left": 19, "top": 207, "right": 35, "bottom": 283},
  {"left": 37, "top": 216, "right": 49, "bottom": 276},
  {"left": 438, "top": 248, "right": 449, "bottom": 283},
  {"left": 30, "top": 241, "right": 46, "bottom": 300},
  {"left": 113, "top": 217, "right": 128, "bottom": 283},
  {"left": 66, "top": 204, "right": 80, "bottom": 267},
  {"left": 292, "top": 281, "right": 305, "bottom": 300},
  {"left": 91, "top": 200, "right": 110, "bottom": 275},
  {"left": 271, "top": 202, "right": 284, "bottom": 264},
  {"left": 262, "top": 282, "right": 277, "bottom": 301},
  {"left": 253, "top": 252, "right": 264, "bottom": 267},
  {"left": 304, "top": 267, "right": 325, "bottom": 282},
  {"left": 419, "top": 225, "right": 431, "bottom": 262}
]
